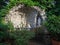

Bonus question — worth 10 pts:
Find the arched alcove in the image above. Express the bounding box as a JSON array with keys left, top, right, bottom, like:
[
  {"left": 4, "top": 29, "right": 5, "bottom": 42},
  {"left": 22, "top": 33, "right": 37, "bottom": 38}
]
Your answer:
[{"left": 5, "top": 4, "right": 46, "bottom": 30}]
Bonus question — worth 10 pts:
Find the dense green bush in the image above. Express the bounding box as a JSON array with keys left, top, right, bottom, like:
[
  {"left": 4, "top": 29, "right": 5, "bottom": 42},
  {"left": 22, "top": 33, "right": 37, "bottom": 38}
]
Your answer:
[
  {"left": 0, "top": 17, "right": 34, "bottom": 45},
  {"left": 0, "top": 22, "right": 35, "bottom": 45},
  {"left": 45, "top": 0, "right": 60, "bottom": 41},
  {"left": 0, "top": 21, "right": 14, "bottom": 43},
  {"left": 45, "top": 15, "right": 60, "bottom": 33},
  {"left": 10, "top": 30, "right": 35, "bottom": 45},
  {"left": 45, "top": 15, "right": 60, "bottom": 41}
]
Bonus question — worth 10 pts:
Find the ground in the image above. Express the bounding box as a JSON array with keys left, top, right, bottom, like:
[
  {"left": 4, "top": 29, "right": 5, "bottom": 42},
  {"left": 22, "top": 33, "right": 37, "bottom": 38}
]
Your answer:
[{"left": 28, "top": 40, "right": 44, "bottom": 45}]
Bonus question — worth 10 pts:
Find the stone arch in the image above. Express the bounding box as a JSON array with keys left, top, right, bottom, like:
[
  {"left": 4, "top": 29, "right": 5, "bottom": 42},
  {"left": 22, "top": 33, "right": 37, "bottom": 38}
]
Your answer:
[{"left": 5, "top": 4, "right": 46, "bottom": 29}]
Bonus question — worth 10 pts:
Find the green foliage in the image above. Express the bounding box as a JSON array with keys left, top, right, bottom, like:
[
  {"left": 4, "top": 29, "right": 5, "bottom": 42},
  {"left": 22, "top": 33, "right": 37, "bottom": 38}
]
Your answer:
[
  {"left": 10, "top": 30, "right": 35, "bottom": 45},
  {"left": 45, "top": 0, "right": 60, "bottom": 41},
  {"left": 0, "top": 0, "right": 6, "bottom": 9},
  {"left": 0, "top": 0, "right": 54, "bottom": 17},
  {"left": 0, "top": 19, "right": 14, "bottom": 44},
  {"left": 45, "top": 15, "right": 60, "bottom": 33},
  {"left": 45, "top": 0, "right": 60, "bottom": 33},
  {"left": 45, "top": 15, "right": 60, "bottom": 41},
  {"left": 0, "top": 22, "right": 34, "bottom": 45},
  {"left": 55, "top": 0, "right": 60, "bottom": 16},
  {"left": 0, "top": 23, "right": 9, "bottom": 42},
  {"left": 7, "top": 21, "right": 14, "bottom": 30},
  {"left": 0, "top": 0, "right": 33, "bottom": 17},
  {"left": 32, "top": 0, "right": 55, "bottom": 9}
]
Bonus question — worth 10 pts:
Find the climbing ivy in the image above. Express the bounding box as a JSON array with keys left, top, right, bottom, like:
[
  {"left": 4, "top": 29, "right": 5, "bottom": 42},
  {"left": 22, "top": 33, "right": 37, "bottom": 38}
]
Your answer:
[{"left": 0, "top": 0, "right": 55, "bottom": 18}]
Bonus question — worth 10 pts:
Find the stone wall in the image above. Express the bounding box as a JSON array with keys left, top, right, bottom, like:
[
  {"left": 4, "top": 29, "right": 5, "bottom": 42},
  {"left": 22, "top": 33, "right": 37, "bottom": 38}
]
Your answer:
[{"left": 5, "top": 4, "right": 46, "bottom": 29}]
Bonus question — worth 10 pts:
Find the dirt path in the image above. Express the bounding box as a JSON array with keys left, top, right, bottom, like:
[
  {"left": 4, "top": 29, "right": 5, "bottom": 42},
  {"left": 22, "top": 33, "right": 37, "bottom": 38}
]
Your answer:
[{"left": 28, "top": 41, "right": 44, "bottom": 45}]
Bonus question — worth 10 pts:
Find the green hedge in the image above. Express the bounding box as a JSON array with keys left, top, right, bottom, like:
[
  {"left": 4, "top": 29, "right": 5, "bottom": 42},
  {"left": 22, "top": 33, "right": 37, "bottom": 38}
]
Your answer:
[{"left": 10, "top": 30, "right": 35, "bottom": 45}]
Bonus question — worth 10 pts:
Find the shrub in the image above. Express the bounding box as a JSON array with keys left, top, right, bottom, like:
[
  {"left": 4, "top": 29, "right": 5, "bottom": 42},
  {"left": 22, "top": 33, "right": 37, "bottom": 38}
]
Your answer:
[
  {"left": 0, "top": 20, "right": 15, "bottom": 45},
  {"left": 10, "top": 30, "right": 35, "bottom": 45},
  {"left": 45, "top": 15, "right": 60, "bottom": 41},
  {"left": 0, "top": 22, "right": 35, "bottom": 45}
]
